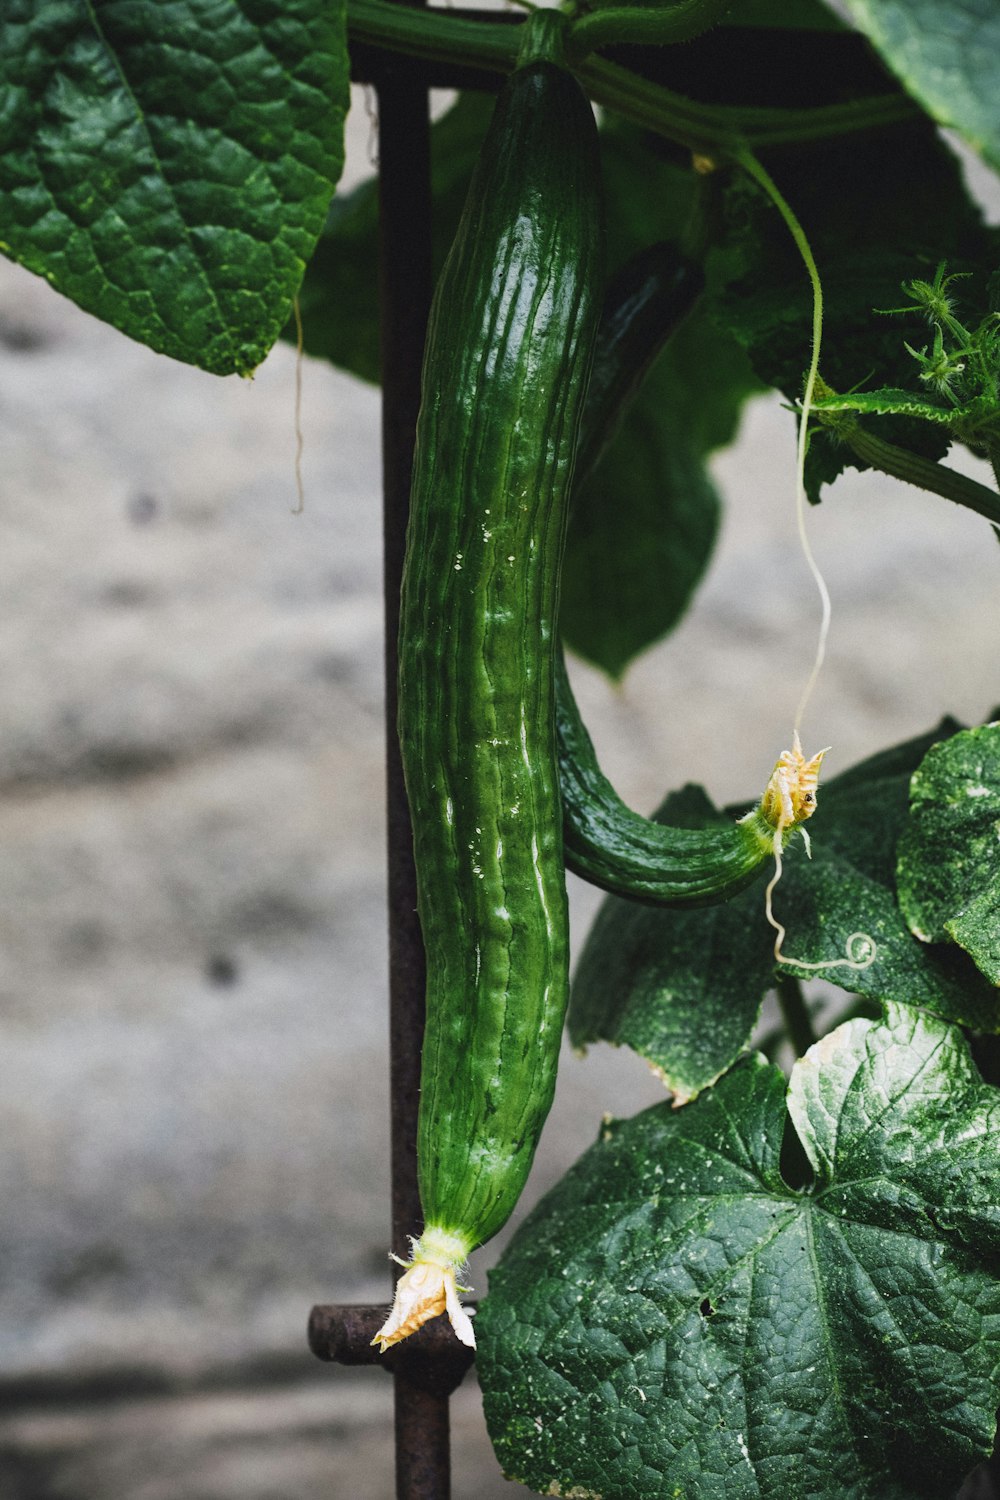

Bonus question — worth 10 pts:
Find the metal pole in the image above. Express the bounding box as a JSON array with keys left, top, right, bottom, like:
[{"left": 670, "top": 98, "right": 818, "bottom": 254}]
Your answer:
[
  {"left": 311, "top": 31, "right": 502, "bottom": 1494},
  {"left": 377, "top": 63, "right": 454, "bottom": 1500},
  {"left": 377, "top": 63, "right": 431, "bottom": 1289}
]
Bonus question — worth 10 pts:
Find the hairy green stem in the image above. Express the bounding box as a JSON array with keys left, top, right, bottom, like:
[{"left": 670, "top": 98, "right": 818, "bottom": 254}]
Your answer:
[
  {"left": 579, "top": 56, "right": 913, "bottom": 153},
  {"left": 347, "top": 0, "right": 916, "bottom": 154},
  {"left": 735, "top": 152, "right": 821, "bottom": 327},
  {"left": 776, "top": 975, "right": 817, "bottom": 1057},
  {"left": 568, "top": 0, "right": 735, "bottom": 59},
  {"left": 840, "top": 423, "right": 1000, "bottom": 526}
]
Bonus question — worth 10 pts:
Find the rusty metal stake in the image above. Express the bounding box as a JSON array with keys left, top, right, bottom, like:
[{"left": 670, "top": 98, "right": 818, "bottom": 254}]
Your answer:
[
  {"left": 377, "top": 62, "right": 468, "bottom": 1500},
  {"left": 310, "top": 1306, "right": 476, "bottom": 1499},
  {"left": 309, "top": 42, "right": 474, "bottom": 1500},
  {"left": 309, "top": 1305, "right": 476, "bottom": 1396},
  {"left": 376, "top": 61, "right": 432, "bottom": 1279}
]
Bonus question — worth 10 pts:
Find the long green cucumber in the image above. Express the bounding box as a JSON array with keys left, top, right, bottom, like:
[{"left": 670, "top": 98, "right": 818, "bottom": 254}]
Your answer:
[
  {"left": 555, "top": 243, "right": 796, "bottom": 903},
  {"left": 376, "top": 13, "right": 604, "bottom": 1351}
]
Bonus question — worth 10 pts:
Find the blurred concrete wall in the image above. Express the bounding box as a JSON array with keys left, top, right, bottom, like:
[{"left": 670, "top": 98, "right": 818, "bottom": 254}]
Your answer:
[{"left": 1, "top": 91, "right": 998, "bottom": 1498}]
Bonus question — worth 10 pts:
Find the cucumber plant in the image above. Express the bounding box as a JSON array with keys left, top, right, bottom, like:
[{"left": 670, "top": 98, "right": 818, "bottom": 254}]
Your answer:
[{"left": 5, "top": 0, "right": 1000, "bottom": 1496}]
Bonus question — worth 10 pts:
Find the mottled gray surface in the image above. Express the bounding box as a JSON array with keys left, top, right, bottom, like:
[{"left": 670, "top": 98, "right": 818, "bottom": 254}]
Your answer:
[
  {"left": 1, "top": 88, "right": 999, "bottom": 1497},
  {"left": 0, "top": 1373, "right": 529, "bottom": 1500}
]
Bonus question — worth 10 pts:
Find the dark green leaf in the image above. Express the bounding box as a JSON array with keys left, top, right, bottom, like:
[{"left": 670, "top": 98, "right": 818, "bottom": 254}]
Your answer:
[
  {"left": 569, "top": 786, "right": 773, "bottom": 1103},
  {"left": 561, "top": 305, "right": 760, "bottom": 678},
  {"left": 560, "top": 127, "right": 762, "bottom": 678},
  {"left": 708, "top": 122, "right": 1000, "bottom": 499},
  {"left": 293, "top": 90, "right": 494, "bottom": 383},
  {"left": 897, "top": 723, "right": 1000, "bottom": 985},
  {"left": 479, "top": 1004, "right": 1000, "bottom": 1499},
  {"left": 842, "top": 0, "right": 1000, "bottom": 172},
  {"left": 0, "top": 0, "right": 348, "bottom": 375},
  {"left": 770, "top": 755, "right": 998, "bottom": 1033},
  {"left": 569, "top": 720, "right": 999, "bottom": 1098}
]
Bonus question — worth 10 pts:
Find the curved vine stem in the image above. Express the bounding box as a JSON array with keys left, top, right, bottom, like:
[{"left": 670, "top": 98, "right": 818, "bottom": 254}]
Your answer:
[
  {"left": 775, "top": 975, "right": 817, "bottom": 1058},
  {"left": 347, "top": 0, "right": 917, "bottom": 155},
  {"left": 349, "top": 0, "right": 520, "bottom": 73},
  {"left": 839, "top": 423, "right": 1000, "bottom": 526},
  {"left": 567, "top": 0, "right": 736, "bottom": 59}
]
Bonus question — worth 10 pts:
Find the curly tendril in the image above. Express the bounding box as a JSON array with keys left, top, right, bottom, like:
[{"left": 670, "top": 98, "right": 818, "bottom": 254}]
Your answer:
[
  {"left": 736, "top": 151, "right": 878, "bottom": 979},
  {"left": 764, "top": 827, "right": 877, "bottom": 974}
]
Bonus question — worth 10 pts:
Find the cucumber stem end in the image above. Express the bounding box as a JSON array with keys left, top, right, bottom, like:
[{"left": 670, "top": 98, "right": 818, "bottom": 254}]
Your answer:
[
  {"left": 756, "top": 733, "right": 828, "bottom": 837},
  {"left": 373, "top": 1228, "right": 476, "bottom": 1352}
]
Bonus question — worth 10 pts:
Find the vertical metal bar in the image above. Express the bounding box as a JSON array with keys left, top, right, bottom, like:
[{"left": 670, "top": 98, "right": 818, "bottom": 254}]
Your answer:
[
  {"left": 393, "top": 1374, "right": 452, "bottom": 1499},
  {"left": 378, "top": 67, "right": 431, "bottom": 1273},
  {"left": 377, "top": 64, "right": 450, "bottom": 1500}
]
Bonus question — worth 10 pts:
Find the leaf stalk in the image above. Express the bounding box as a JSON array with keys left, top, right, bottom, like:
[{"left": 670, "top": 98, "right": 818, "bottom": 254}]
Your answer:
[
  {"left": 835, "top": 422, "right": 1000, "bottom": 526},
  {"left": 347, "top": 0, "right": 916, "bottom": 154},
  {"left": 776, "top": 974, "right": 817, "bottom": 1057}
]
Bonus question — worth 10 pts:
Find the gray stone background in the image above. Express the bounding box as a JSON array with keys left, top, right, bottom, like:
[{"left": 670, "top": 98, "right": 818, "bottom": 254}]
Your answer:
[{"left": 1, "top": 88, "right": 998, "bottom": 1498}]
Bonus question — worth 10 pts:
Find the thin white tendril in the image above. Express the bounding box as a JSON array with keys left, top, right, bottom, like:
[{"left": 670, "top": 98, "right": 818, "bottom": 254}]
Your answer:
[
  {"left": 363, "top": 84, "right": 380, "bottom": 168},
  {"left": 764, "top": 827, "right": 876, "bottom": 973},
  {"left": 735, "top": 149, "right": 828, "bottom": 739},
  {"left": 736, "top": 149, "right": 875, "bottom": 974},
  {"left": 292, "top": 292, "right": 306, "bottom": 516},
  {"left": 791, "top": 319, "right": 830, "bottom": 741}
]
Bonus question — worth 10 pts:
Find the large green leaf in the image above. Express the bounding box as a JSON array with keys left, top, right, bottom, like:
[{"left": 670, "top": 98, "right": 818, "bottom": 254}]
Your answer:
[
  {"left": 569, "top": 785, "right": 774, "bottom": 1103},
  {"left": 561, "top": 305, "right": 759, "bottom": 679},
  {"left": 770, "top": 738, "right": 997, "bottom": 1032},
  {"left": 569, "top": 721, "right": 999, "bottom": 1101},
  {"left": 842, "top": 0, "right": 1000, "bottom": 172},
  {"left": 897, "top": 723, "right": 1000, "bottom": 986},
  {"left": 293, "top": 91, "right": 494, "bottom": 383},
  {"left": 560, "top": 128, "right": 761, "bottom": 678},
  {"left": 479, "top": 1004, "right": 1000, "bottom": 1500},
  {"left": 0, "top": 0, "right": 348, "bottom": 375},
  {"left": 708, "top": 118, "right": 1000, "bottom": 500}
]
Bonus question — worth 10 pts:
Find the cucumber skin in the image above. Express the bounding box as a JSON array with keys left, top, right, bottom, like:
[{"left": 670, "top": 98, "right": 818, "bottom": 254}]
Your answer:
[
  {"left": 556, "top": 244, "right": 774, "bottom": 905},
  {"left": 557, "top": 647, "right": 773, "bottom": 905},
  {"left": 399, "top": 59, "right": 604, "bottom": 1251},
  {"left": 574, "top": 243, "right": 704, "bottom": 486}
]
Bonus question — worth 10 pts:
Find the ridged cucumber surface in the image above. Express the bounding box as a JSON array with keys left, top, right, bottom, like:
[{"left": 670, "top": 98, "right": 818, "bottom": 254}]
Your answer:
[
  {"left": 557, "top": 646, "right": 775, "bottom": 904},
  {"left": 377, "top": 14, "right": 605, "bottom": 1350}
]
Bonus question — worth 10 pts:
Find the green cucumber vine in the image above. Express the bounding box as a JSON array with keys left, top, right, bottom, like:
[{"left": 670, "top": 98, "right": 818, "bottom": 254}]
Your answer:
[{"left": 5, "top": 0, "right": 1000, "bottom": 1495}]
